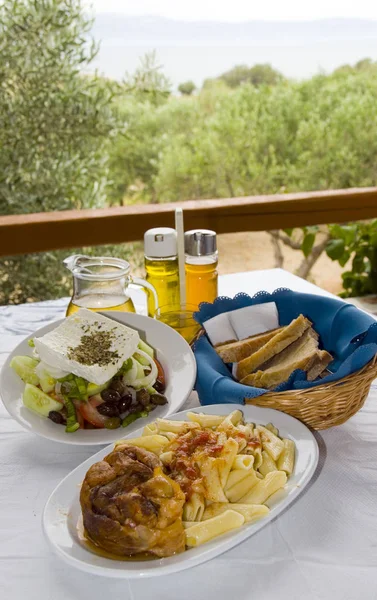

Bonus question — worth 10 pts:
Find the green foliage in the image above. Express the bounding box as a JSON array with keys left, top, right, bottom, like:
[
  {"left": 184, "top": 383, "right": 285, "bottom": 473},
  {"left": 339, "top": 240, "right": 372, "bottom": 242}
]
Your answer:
[
  {"left": 326, "top": 222, "right": 377, "bottom": 297},
  {"left": 210, "top": 63, "right": 284, "bottom": 88},
  {"left": 0, "top": 0, "right": 124, "bottom": 304},
  {"left": 2, "top": 2, "right": 377, "bottom": 306},
  {"left": 178, "top": 81, "right": 196, "bottom": 95},
  {"left": 301, "top": 227, "right": 319, "bottom": 258},
  {"left": 0, "top": 0, "right": 118, "bottom": 215},
  {"left": 0, "top": 244, "right": 143, "bottom": 305}
]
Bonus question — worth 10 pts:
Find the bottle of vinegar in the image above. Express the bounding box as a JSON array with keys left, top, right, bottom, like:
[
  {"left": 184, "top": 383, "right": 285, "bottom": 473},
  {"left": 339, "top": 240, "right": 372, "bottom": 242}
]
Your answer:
[
  {"left": 184, "top": 229, "right": 218, "bottom": 310},
  {"left": 144, "top": 228, "right": 180, "bottom": 317}
]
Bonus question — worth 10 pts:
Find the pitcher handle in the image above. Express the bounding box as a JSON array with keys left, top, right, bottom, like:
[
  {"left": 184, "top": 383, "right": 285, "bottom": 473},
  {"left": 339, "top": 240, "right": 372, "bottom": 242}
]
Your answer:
[{"left": 130, "top": 276, "right": 159, "bottom": 313}]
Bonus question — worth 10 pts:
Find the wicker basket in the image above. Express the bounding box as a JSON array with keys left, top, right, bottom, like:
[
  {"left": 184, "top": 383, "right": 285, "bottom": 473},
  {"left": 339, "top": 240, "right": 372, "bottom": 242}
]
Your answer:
[{"left": 245, "top": 354, "right": 377, "bottom": 430}]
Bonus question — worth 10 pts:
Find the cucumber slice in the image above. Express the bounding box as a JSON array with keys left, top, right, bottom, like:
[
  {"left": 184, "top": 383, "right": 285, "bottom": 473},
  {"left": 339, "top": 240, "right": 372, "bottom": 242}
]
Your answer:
[
  {"left": 87, "top": 382, "right": 108, "bottom": 397},
  {"left": 10, "top": 356, "right": 39, "bottom": 386},
  {"left": 138, "top": 339, "right": 154, "bottom": 359},
  {"left": 23, "top": 383, "right": 63, "bottom": 417},
  {"left": 40, "top": 374, "right": 56, "bottom": 394},
  {"left": 35, "top": 363, "right": 56, "bottom": 393}
]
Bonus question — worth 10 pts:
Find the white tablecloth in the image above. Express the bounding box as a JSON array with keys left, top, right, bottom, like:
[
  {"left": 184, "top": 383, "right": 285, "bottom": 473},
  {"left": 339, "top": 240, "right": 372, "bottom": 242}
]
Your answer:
[{"left": 1, "top": 269, "right": 376, "bottom": 600}]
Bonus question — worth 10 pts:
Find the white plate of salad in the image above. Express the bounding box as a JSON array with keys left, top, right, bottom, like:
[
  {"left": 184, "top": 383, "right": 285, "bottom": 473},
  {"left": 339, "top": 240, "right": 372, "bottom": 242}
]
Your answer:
[{"left": 0, "top": 309, "right": 197, "bottom": 445}]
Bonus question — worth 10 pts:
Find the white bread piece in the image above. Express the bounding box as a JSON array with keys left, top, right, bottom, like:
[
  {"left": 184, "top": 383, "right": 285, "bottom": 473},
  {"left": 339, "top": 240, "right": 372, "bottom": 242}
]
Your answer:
[
  {"left": 306, "top": 350, "right": 333, "bottom": 381},
  {"left": 216, "top": 328, "right": 283, "bottom": 363},
  {"left": 236, "top": 314, "right": 312, "bottom": 381},
  {"left": 240, "top": 328, "right": 319, "bottom": 390}
]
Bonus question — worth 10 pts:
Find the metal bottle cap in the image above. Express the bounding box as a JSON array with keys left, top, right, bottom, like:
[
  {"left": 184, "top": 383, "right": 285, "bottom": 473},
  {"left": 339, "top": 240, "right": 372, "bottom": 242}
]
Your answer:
[
  {"left": 184, "top": 229, "right": 217, "bottom": 256},
  {"left": 144, "top": 228, "right": 177, "bottom": 258}
]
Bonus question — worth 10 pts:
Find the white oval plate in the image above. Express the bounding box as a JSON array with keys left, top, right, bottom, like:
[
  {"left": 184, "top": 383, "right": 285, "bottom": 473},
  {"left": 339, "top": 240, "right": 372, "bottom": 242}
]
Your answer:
[
  {"left": 43, "top": 404, "right": 318, "bottom": 577},
  {"left": 0, "top": 312, "right": 196, "bottom": 445}
]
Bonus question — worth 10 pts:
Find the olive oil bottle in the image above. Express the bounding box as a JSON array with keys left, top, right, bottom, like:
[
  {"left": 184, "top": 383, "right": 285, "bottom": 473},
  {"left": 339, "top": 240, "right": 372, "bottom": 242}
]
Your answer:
[
  {"left": 144, "top": 228, "right": 180, "bottom": 316},
  {"left": 184, "top": 229, "right": 218, "bottom": 310}
]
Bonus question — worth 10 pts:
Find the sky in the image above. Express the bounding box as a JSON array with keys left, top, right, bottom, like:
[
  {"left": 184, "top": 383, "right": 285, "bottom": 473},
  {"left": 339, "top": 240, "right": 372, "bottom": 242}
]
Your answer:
[{"left": 91, "top": 0, "right": 377, "bottom": 21}]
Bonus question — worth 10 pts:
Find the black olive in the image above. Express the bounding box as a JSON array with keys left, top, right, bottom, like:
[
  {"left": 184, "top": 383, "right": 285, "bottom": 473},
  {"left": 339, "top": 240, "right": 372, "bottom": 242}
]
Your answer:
[
  {"left": 101, "top": 388, "right": 121, "bottom": 403},
  {"left": 136, "top": 388, "right": 150, "bottom": 407},
  {"left": 97, "top": 402, "right": 120, "bottom": 417},
  {"left": 109, "top": 379, "right": 124, "bottom": 394},
  {"left": 154, "top": 379, "right": 165, "bottom": 394},
  {"left": 150, "top": 394, "right": 168, "bottom": 406},
  {"left": 48, "top": 410, "right": 66, "bottom": 425},
  {"left": 118, "top": 394, "right": 132, "bottom": 414},
  {"left": 128, "top": 402, "right": 143, "bottom": 414}
]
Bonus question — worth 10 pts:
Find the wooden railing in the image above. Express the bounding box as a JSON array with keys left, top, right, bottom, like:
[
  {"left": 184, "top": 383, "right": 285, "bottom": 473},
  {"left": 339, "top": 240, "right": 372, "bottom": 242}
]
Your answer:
[{"left": 1, "top": 187, "right": 377, "bottom": 257}]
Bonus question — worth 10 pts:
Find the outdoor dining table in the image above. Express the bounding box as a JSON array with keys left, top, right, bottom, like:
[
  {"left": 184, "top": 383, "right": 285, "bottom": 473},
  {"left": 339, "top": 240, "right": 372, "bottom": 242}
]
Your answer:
[{"left": 1, "top": 268, "right": 376, "bottom": 600}]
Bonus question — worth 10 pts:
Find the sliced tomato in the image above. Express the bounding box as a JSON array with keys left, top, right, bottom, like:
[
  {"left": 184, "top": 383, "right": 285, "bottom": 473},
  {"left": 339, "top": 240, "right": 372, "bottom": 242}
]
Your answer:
[
  {"left": 153, "top": 358, "right": 166, "bottom": 390},
  {"left": 79, "top": 395, "right": 107, "bottom": 428},
  {"left": 154, "top": 358, "right": 166, "bottom": 389},
  {"left": 73, "top": 400, "right": 85, "bottom": 429}
]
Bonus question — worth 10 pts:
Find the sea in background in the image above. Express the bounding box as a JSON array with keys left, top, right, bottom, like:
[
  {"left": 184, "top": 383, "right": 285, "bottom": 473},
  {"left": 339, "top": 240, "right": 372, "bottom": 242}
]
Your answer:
[{"left": 89, "top": 15, "right": 377, "bottom": 86}]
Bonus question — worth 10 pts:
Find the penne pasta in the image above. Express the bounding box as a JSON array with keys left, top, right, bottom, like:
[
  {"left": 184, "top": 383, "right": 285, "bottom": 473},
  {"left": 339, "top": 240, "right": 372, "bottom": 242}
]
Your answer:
[
  {"left": 258, "top": 450, "right": 278, "bottom": 477},
  {"left": 156, "top": 418, "right": 200, "bottom": 434},
  {"left": 235, "top": 437, "right": 248, "bottom": 453},
  {"left": 225, "top": 468, "right": 250, "bottom": 491},
  {"left": 239, "top": 470, "right": 287, "bottom": 504},
  {"left": 142, "top": 422, "right": 158, "bottom": 436},
  {"left": 265, "top": 422, "right": 279, "bottom": 437},
  {"left": 252, "top": 446, "right": 263, "bottom": 470},
  {"left": 187, "top": 412, "right": 227, "bottom": 428},
  {"left": 226, "top": 410, "right": 243, "bottom": 426},
  {"left": 236, "top": 423, "right": 252, "bottom": 438},
  {"left": 225, "top": 470, "right": 259, "bottom": 503},
  {"left": 203, "top": 502, "right": 270, "bottom": 524},
  {"left": 257, "top": 425, "right": 285, "bottom": 461},
  {"left": 217, "top": 410, "right": 244, "bottom": 436},
  {"left": 217, "top": 431, "right": 228, "bottom": 446},
  {"left": 182, "top": 521, "right": 197, "bottom": 529},
  {"left": 277, "top": 439, "right": 295, "bottom": 476},
  {"left": 183, "top": 492, "right": 205, "bottom": 522},
  {"left": 159, "top": 450, "right": 174, "bottom": 465},
  {"left": 163, "top": 432, "right": 178, "bottom": 441},
  {"left": 115, "top": 435, "right": 169, "bottom": 454},
  {"left": 185, "top": 510, "right": 245, "bottom": 547},
  {"left": 232, "top": 454, "right": 254, "bottom": 471},
  {"left": 114, "top": 412, "right": 296, "bottom": 554},
  {"left": 200, "top": 457, "right": 228, "bottom": 503},
  {"left": 217, "top": 438, "right": 239, "bottom": 487}
]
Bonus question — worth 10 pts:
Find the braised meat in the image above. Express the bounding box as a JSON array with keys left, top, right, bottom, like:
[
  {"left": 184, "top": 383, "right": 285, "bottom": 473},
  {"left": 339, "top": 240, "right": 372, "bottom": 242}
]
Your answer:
[{"left": 80, "top": 444, "right": 186, "bottom": 557}]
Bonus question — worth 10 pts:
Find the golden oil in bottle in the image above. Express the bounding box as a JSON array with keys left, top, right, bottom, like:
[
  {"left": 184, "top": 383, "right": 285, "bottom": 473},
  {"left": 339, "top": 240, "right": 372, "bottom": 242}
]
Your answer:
[
  {"left": 185, "top": 230, "right": 218, "bottom": 310},
  {"left": 144, "top": 228, "right": 180, "bottom": 316}
]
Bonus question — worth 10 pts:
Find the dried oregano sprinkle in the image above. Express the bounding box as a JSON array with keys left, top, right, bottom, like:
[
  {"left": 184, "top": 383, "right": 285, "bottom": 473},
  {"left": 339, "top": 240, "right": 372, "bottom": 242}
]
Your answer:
[{"left": 67, "top": 328, "right": 120, "bottom": 366}]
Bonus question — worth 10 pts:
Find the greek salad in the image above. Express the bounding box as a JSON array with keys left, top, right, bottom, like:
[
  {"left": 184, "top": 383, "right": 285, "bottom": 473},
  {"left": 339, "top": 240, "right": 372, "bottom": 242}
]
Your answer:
[{"left": 10, "top": 309, "right": 167, "bottom": 433}]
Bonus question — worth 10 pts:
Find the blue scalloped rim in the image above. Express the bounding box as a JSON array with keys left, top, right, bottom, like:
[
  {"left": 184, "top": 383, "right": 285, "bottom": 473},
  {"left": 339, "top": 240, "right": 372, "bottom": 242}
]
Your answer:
[{"left": 191, "top": 288, "right": 377, "bottom": 405}]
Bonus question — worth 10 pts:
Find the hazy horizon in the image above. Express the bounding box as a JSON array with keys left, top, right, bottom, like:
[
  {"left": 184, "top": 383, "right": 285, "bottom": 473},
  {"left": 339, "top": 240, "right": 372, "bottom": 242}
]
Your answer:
[{"left": 88, "top": 15, "right": 377, "bottom": 86}]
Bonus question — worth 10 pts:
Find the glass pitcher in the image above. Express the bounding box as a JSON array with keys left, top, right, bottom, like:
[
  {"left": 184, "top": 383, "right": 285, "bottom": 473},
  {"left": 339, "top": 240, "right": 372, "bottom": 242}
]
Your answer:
[{"left": 63, "top": 254, "right": 158, "bottom": 316}]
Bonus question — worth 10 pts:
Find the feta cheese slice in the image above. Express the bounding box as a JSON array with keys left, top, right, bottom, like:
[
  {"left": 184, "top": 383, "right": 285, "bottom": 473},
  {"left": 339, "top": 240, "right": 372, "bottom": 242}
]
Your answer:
[{"left": 34, "top": 308, "right": 140, "bottom": 385}]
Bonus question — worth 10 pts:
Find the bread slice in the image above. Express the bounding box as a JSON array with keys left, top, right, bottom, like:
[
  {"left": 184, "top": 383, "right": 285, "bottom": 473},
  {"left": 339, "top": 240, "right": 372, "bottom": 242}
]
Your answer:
[
  {"left": 306, "top": 350, "right": 333, "bottom": 381},
  {"left": 240, "top": 328, "right": 320, "bottom": 390},
  {"left": 236, "top": 315, "right": 312, "bottom": 380},
  {"left": 215, "top": 327, "right": 283, "bottom": 363}
]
